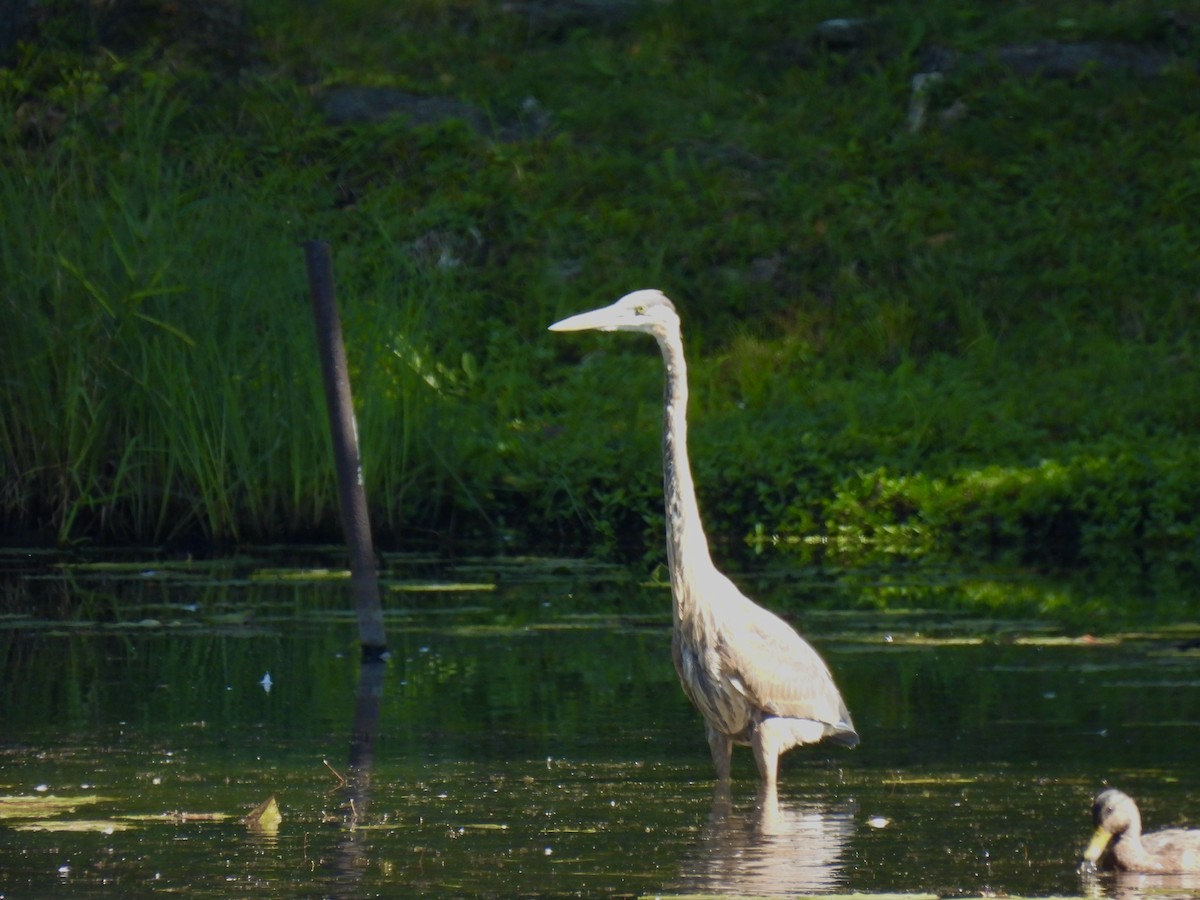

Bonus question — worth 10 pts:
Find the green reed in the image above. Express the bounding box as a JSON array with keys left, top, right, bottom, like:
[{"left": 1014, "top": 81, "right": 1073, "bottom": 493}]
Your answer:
[{"left": 0, "top": 87, "right": 479, "bottom": 545}]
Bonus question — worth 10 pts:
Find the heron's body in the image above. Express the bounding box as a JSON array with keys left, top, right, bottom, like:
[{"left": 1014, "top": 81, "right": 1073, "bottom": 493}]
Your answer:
[
  {"left": 1084, "top": 788, "right": 1200, "bottom": 874},
  {"left": 550, "top": 289, "right": 857, "bottom": 787}
]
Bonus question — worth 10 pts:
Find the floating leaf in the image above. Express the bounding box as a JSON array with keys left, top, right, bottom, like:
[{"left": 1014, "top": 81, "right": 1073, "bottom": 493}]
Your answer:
[
  {"left": 120, "top": 811, "right": 231, "bottom": 824},
  {"left": 390, "top": 582, "right": 496, "bottom": 593},
  {"left": 879, "top": 776, "right": 979, "bottom": 786},
  {"left": 13, "top": 819, "right": 132, "bottom": 833},
  {"left": 251, "top": 568, "right": 349, "bottom": 583},
  {"left": 0, "top": 794, "right": 110, "bottom": 820},
  {"left": 242, "top": 796, "right": 281, "bottom": 832}
]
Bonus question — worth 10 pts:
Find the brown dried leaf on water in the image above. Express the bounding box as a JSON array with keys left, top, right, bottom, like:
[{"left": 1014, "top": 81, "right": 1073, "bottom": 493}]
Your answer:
[{"left": 242, "top": 796, "right": 281, "bottom": 832}]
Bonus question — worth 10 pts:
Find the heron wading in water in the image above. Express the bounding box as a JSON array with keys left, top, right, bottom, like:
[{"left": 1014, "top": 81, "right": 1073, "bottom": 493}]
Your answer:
[{"left": 550, "top": 290, "right": 858, "bottom": 788}]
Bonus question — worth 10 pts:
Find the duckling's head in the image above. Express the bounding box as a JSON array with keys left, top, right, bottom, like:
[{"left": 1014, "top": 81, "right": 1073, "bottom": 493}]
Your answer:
[
  {"left": 1094, "top": 788, "right": 1142, "bottom": 836},
  {"left": 1084, "top": 788, "right": 1143, "bottom": 866}
]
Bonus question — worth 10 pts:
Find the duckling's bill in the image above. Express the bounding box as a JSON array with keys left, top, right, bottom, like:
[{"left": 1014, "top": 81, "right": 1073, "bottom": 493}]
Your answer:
[{"left": 1085, "top": 825, "right": 1114, "bottom": 863}]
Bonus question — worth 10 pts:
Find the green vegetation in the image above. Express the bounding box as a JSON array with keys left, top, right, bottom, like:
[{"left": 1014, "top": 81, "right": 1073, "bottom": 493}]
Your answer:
[{"left": 1, "top": 1, "right": 1197, "bottom": 582}]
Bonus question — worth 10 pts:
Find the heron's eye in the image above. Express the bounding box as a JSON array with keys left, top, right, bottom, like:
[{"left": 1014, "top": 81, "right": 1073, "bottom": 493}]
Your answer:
[{"left": 634, "top": 305, "right": 646, "bottom": 315}]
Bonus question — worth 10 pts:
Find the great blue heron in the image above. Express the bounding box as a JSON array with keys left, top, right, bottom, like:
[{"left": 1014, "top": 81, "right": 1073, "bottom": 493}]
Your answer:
[
  {"left": 549, "top": 289, "right": 858, "bottom": 787},
  {"left": 1083, "top": 788, "right": 1200, "bottom": 874}
]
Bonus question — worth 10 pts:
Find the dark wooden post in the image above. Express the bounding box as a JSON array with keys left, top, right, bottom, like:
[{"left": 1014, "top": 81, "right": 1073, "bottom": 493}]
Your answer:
[{"left": 303, "top": 240, "right": 388, "bottom": 659}]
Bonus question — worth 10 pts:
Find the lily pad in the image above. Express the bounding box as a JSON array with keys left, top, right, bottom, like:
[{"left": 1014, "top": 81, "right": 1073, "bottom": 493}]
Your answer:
[
  {"left": 251, "top": 568, "right": 349, "bottom": 583},
  {"left": 391, "top": 582, "right": 496, "bottom": 593},
  {"left": 120, "top": 811, "right": 232, "bottom": 824},
  {"left": 0, "top": 794, "right": 110, "bottom": 820},
  {"left": 12, "top": 818, "right": 132, "bottom": 833}
]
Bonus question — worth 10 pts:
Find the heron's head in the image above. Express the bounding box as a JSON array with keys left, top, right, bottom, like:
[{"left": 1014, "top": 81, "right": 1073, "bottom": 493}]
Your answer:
[{"left": 548, "top": 289, "right": 679, "bottom": 338}]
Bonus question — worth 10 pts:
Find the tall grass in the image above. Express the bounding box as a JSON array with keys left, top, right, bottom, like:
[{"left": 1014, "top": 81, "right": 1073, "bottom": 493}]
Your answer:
[
  {"left": 0, "top": 82, "right": 503, "bottom": 545},
  {"left": 3, "top": 107, "right": 297, "bottom": 540},
  {"left": 3, "top": 0, "right": 1199, "bottom": 563}
]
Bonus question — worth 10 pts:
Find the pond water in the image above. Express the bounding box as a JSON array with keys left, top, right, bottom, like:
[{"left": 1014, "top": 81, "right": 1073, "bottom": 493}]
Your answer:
[{"left": 2, "top": 549, "right": 1200, "bottom": 898}]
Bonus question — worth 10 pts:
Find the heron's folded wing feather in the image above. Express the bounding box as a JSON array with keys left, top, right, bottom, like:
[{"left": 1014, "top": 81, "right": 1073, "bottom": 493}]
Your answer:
[{"left": 714, "top": 587, "right": 851, "bottom": 728}]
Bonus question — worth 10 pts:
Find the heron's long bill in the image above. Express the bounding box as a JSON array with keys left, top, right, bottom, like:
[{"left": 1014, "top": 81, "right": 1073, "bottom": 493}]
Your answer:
[
  {"left": 548, "top": 303, "right": 624, "bottom": 333},
  {"left": 1084, "top": 826, "right": 1114, "bottom": 863}
]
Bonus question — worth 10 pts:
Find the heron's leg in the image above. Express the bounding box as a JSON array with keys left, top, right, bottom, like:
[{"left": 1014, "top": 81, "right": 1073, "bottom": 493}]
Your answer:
[
  {"left": 710, "top": 779, "right": 733, "bottom": 820},
  {"left": 752, "top": 719, "right": 798, "bottom": 789},
  {"left": 751, "top": 717, "right": 826, "bottom": 787},
  {"left": 755, "top": 780, "right": 782, "bottom": 835},
  {"left": 705, "top": 725, "right": 732, "bottom": 782},
  {"left": 751, "top": 732, "right": 779, "bottom": 790}
]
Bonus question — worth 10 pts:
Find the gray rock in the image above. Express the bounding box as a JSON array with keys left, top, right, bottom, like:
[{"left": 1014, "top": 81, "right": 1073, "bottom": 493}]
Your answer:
[
  {"left": 318, "top": 87, "right": 550, "bottom": 141},
  {"left": 919, "top": 39, "right": 1193, "bottom": 79},
  {"left": 905, "top": 72, "right": 943, "bottom": 134},
  {"left": 986, "top": 41, "right": 1186, "bottom": 79},
  {"left": 319, "top": 87, "right": 489, "bottom": 129},
  {"left": 501, "top": 0, "right": 642, "bottom": 36},
  {"left": 813, "top": 17, "right": 874, "bottom": 51}
]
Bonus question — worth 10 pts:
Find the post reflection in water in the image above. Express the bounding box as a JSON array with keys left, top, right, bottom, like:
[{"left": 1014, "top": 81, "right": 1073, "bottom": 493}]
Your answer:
[
  {"left": 326, "top": 658, "right": 387, "bottom": 893},
  {"left": 673, "top": 783, "right": 855, "bottom": 896}
]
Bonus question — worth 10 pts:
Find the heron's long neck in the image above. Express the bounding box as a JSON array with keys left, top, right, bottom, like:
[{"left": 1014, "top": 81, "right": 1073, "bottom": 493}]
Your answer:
[{"left": 658, "top": 331, "right": 716, "bottom": 623}]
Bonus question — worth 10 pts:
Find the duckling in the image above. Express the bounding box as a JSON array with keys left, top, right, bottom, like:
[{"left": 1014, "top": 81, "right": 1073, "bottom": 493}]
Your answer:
[{"left": 1083, "top": 788, "right": 1200, "bottom": 874}]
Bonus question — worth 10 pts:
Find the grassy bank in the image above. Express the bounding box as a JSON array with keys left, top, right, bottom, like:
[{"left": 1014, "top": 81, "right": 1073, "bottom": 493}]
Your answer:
[{"left": 1, "top": 0, "right": 1197, "bottom": 576}]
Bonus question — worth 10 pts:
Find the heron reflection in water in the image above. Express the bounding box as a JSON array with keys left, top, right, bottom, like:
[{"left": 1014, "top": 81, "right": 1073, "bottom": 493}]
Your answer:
[
  {"left": 676, "top": 789, "right": 855, "bottom": 895},
  {"left": 550, "top": 290, "right": 858, "bottom": 788}
]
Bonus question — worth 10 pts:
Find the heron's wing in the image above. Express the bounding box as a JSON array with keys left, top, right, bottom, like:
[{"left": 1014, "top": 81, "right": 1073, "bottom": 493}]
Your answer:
[{"left": 712, "top": 579, "right": 854, "bottom": 731}]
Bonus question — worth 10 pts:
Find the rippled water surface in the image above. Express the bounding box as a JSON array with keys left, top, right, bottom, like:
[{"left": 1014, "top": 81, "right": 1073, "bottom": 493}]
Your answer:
[{"left": 2, "top": 550, "right": 1200, "bottom": 897}]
